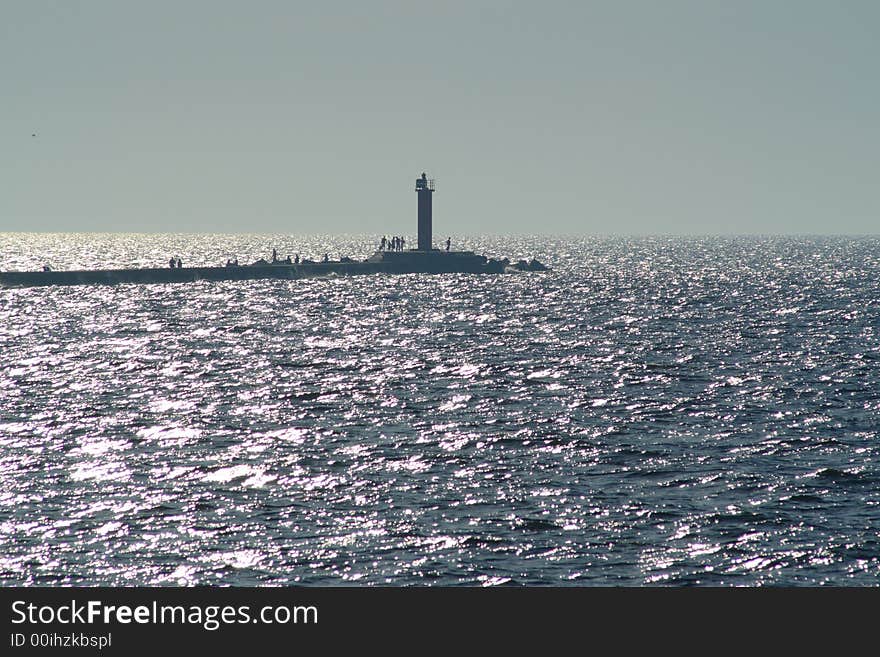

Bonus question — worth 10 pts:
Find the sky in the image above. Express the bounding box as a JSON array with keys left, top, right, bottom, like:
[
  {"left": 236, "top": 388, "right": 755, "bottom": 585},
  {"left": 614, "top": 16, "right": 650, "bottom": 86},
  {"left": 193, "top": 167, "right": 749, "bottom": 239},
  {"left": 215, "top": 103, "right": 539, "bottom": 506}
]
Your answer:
[{"left": 2, "top": 1, "right": 878, "bottom": 235}]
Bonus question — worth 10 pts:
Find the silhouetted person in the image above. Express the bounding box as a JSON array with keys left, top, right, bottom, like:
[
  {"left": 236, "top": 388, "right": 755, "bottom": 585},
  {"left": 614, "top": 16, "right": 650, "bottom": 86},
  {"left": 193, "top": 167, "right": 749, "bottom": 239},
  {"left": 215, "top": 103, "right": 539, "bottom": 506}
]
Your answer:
[
  {"left": 445, "top": 237, "right": 451, "bottom": 252},
  {"left": 285, "top": 255, "right": 292, "bottom": 264},
  {"left": 400, "top": 236, "right": 406, "bottom": 250},
  {"left": 177, "top": 258, "right": 182, "bottom": 268},
  {"left": 294, "top": 254, "right": 299, "bottom": 264},
  {"left": 169, "top": 257, "right": 176, "bottom": 268},
  {"left": 323, "top": 253, "right": 329, "bottom": 263},
  {"left": 272, "top": 248, "right": 277, "bottom": 262},
  {"left": 380, "top": 236, "right": 387, "bottom": 251}
]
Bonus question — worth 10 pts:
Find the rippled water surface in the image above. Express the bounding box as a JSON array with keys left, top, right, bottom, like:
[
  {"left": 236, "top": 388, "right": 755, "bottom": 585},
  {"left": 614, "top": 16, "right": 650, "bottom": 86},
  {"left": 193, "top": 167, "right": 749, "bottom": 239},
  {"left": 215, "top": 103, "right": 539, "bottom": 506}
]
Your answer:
[{"left": 3, "top": 233, "right": 880, "bottom": 586}]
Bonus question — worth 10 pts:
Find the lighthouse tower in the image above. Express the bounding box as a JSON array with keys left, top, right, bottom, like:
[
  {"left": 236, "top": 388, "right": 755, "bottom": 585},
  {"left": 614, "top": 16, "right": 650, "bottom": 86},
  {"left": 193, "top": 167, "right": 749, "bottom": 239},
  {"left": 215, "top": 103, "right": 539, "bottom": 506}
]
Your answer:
[{"left": 415, "top": 172, "right": 435, "bottom": 251}]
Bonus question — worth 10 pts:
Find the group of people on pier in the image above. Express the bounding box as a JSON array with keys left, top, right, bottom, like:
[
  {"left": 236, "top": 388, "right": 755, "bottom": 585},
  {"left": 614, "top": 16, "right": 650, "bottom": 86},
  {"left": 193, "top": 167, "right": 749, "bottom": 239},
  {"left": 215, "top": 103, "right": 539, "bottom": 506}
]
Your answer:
[
  {"left": 377, "top": 236, "right": 452, "bottom": 252},
  {"left": 230, "top": 249, "right": 334, "bottom": 266},
  {"left": 169, "top": 248, "right": 354, "bottom": 269},
  {"left": 271, "top": 248, "right": 296, "bottom": 264},
  {"left": 379, "top": 236, "right": 406, "bottom": 251}
]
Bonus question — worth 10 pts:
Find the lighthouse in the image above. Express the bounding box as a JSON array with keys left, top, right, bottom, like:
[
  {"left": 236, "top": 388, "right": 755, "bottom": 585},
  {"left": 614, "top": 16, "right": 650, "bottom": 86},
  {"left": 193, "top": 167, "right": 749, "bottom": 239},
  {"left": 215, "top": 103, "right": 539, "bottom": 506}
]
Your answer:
[{"left": 415, "top": 172, "right": 435, "bottom": 251}]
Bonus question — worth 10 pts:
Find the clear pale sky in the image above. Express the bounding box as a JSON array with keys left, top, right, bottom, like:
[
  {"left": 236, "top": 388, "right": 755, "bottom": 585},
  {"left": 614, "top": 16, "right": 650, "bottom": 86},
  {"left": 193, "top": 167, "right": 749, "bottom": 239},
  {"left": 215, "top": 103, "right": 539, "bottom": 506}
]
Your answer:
[{"left": 2, "top": 1, "right": 878, "bottom": 235}]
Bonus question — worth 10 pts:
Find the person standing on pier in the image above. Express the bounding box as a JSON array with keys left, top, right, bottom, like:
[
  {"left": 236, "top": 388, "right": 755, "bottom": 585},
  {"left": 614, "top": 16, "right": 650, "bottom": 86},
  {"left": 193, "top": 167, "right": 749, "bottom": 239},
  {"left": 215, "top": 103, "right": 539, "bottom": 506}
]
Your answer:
[
  {"left": 169, "top": 257, "right": 176, "bottom": 268},
  {"left": 446, "top": 237, "right": 451, "bottom": 252},
  {"left": 177, "top": 257, "right": 182, "bottom": 268}
]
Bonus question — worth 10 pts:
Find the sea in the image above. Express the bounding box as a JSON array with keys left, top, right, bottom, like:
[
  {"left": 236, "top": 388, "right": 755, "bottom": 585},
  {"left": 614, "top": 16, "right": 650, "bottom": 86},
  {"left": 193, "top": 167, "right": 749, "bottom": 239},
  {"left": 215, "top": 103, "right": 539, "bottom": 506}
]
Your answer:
[{"left": 2, "top": 233, "right": 880, "bottom": 586}]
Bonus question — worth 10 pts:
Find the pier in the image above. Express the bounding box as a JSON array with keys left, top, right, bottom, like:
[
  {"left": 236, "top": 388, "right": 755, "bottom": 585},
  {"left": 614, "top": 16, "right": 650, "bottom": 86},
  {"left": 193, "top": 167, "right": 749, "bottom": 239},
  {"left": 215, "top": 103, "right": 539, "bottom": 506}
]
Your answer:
[{"left": 0, "top": 173, "right": 547, "bottom": 288}]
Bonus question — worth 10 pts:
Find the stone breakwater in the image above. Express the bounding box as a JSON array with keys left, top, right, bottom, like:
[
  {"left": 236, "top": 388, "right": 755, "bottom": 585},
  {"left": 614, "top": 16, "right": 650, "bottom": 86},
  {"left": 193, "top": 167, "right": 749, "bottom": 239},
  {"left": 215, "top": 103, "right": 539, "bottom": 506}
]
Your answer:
[{"left": 0, "top": 250, "right": 549, "bottom": 288}]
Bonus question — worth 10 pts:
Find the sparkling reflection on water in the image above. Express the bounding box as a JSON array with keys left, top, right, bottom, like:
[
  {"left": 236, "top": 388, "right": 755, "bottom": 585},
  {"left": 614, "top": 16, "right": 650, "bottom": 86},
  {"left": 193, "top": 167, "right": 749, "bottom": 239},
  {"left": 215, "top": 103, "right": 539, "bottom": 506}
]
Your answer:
[{"left": 2, "top": 234, "right": 880, "bottom": 585}]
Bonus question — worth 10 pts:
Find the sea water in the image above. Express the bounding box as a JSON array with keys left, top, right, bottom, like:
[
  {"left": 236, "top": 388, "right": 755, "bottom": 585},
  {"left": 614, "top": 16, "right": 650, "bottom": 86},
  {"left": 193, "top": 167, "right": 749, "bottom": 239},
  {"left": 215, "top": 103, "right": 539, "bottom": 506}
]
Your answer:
[{"left": 2, "top": 233, "right": 880, "bottom": 585}]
